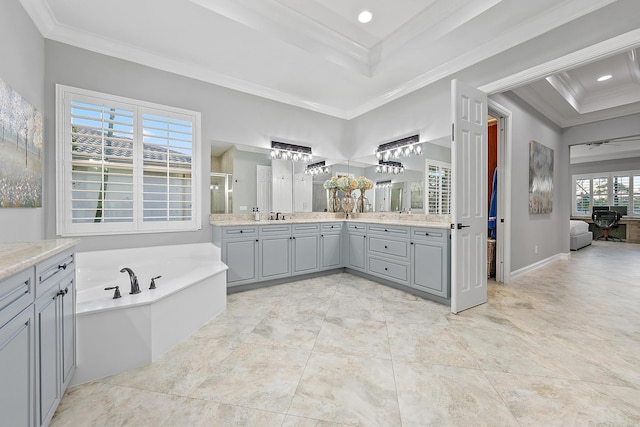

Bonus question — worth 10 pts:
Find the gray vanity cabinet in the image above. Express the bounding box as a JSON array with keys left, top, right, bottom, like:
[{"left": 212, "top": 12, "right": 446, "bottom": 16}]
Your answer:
[
  {"left": 216, "top": 226, "right": 259, "bottom": 286},
  {"left": 366, "top": 224, "right": 410, "bottom": 285},
  {"left": 320, "top": 222, "right": 343, "bottom": 270},
  {"left": 346, "top": 223, "right": 367, "bottom": 272},
  {"left": 0, "top": 269, "right": 35, "bottom": 427},
  {"left": 34, "top": 249, "right": 76, "bottom": 427},
  {"left": 259, "top": 224, "right": 292, "bottom": 280},
  {"left": 410, "top": 227, "right": 450, "bottom": 298},
  {"left": 292, "top": 223, "right": 320, "bottom": 275}
]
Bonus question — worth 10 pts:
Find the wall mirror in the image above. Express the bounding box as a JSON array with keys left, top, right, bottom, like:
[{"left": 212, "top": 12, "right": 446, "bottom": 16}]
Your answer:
[{"left": 210, "top": 140, "right": 451, "bottom": 215}]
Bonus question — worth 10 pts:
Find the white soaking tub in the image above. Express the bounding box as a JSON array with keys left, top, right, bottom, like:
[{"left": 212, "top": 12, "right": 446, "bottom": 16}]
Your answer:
[{"left": 72, "top": 242, "right": 227, "bottom": 385}]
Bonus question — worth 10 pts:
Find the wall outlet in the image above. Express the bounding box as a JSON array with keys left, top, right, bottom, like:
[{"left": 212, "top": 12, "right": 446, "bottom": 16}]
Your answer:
[{"left": 534, "top": 245, "right": 538, "bottom": 254}]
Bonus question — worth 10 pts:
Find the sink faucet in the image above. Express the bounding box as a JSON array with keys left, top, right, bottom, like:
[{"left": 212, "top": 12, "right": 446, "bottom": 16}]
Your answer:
[
  {"left": 120, "top": 267, "right": 141, "bottom": 294},
  {"left": 276, "top": 212, "right": 282, "bottom": 220}
]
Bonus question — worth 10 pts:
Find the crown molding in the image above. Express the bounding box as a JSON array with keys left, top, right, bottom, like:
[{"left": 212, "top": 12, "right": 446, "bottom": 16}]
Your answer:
[
  {"left": 19, "top": 0, "right": 56, "bottom": 36},
  {"left": 45, "top": 23, "right": 349, "bottom": 119},
  {"left": 480, "top": 28, "right": 640, "bottom": 94}
]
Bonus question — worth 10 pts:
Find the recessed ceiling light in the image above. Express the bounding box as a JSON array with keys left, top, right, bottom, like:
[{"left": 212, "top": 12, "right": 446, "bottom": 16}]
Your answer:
[
  {"left": 358, "top": 10, "right": 373, "bottom": 24},
  {"left": 597, "top": 74, "right": 612, "bottom": 82}
]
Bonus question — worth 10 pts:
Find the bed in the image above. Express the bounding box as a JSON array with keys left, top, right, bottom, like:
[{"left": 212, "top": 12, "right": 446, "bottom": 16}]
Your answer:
[{"left": 570, "top": 220, "right": 592, "bottom": 250}]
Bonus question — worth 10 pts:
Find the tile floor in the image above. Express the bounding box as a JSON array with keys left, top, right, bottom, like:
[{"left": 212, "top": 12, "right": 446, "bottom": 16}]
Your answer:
[{"left": 52, "top": 241, "right": 640, "bottom": 426}]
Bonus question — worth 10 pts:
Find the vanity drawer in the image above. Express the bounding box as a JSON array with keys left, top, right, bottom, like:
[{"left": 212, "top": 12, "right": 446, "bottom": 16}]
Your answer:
[
  {"left": 368, "top": 257, "right": 409, "bottom": 284},
  {"left": 293, "top": 223, "right": 319, "bottom": 234},
  {"left": 222, "top": 226, "right": 258, "bottom": 239},
  {"left": 347, "top": 223, "right": 366, "bottom": 233},
  {"left": 410, "top": 227, "right": 449, "bottom": 242},
  {"left": 260, "top": 224, "right": 292, "bottom": 236},
  {"left": 368, "top": 236, "right": 409, "bottom": 259},
  {"left": 321, "top": 222, "right": 343, "bottom": 233},
  {"left": 0, "top": 268, "right": 34, "bottom": 327},
  {"left": 367, "top": 224, "right": 409, "bottom": 237},
  {"left": 35, "top": 249, "right": 74, "bottom": 298}
]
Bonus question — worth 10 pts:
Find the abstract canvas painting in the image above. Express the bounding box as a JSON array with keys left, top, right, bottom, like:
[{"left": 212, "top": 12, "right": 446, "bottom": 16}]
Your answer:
[
  {"left": 0, "top": 77, "right": 43, "bottom": 208},
  {"left": 529, "top": 140, "right": 553, "bottom": 214}
]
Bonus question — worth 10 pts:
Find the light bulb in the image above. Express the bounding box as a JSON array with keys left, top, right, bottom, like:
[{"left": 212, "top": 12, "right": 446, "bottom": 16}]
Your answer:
[{"left": 415, "top": 144, "right": 422, "bottom": 154}]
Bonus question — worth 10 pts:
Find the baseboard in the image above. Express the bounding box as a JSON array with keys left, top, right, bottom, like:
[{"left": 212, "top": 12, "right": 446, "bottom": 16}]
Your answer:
[{"left": 510, "top": 253, "right": 569, "bottom": 281}]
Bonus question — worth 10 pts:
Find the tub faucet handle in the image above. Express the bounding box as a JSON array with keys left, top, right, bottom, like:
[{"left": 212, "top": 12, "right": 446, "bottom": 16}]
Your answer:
[
  {"left": 150, "top": 275, "right": 162, "bottom": 290},
  {"left": 104, "top": 286, "right": 122, "bottom": 299}
]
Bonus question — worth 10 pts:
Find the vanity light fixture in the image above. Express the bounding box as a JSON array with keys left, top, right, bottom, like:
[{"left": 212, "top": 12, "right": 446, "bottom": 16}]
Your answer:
[
  {"left": 304, "top": 160, "right": 330, "bottom": 176},
  {"left": 375, "top": 134, "right": 422, "bottom": 161},
  {"left": 375, "top": 180, "right": 392, "bottom": 189},
  {"left": 270, "top": 141, "right": 312, "bottom": 162},
  {"left": 597, "top": 74, "right": 612, "bottom": 82},
  {"left": 376, "top": 161, "right": 404, "bottom": 175}
]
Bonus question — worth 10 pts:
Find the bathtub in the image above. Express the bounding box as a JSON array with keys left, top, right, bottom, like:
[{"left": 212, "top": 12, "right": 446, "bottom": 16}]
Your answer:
[{"left": 71, "top": 242, "right": 228, "bottom": 386}]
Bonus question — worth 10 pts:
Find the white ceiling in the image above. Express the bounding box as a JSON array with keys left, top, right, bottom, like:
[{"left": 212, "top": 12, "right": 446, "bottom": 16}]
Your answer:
[{"left": 20, "top": 0, "right": 640, "bottom": 122}]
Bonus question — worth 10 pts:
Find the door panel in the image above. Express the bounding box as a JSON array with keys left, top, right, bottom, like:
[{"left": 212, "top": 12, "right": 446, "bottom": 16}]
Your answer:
[{"left": 451, "top": 79, "right": 488, "bottom": 314}]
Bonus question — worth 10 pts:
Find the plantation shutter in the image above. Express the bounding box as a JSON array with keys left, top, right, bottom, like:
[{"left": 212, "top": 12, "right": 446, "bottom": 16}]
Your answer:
[
  {"left": 57, "top": 85, "right": 200, "bottom": 236},
  {"left": 426, "top": 160, "right": 451, "bottom": 215},
  {"left": 141, "top": 112, "right": 193, "bottom": 223},
  {"left": 70, "top": 100, "right": 135, "bottom": 225}
]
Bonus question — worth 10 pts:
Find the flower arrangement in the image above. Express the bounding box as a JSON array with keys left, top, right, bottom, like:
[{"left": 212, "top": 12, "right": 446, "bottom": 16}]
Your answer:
[
  {"left": 323, "top": 176, "right": 339, "bottom": 190},
  {"left": 336, "top": 176, "right": 358, "bottom": 192},
  {"left": 356, "top": 176, "right": 373, "bottom": 191}
]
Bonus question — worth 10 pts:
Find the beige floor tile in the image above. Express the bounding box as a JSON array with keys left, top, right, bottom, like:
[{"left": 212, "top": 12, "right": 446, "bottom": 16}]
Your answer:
[
  {"left": 289, "top": 351, "right": 401, "bottom": 426},
  {"left": 314, "top": 316, "right": 391, "bottom": 359},
  {"left": 393, "top": 361, "right": 518, "bottom": 426},
  {"left": 162, "top": 398, "right": 286, "bottom": 427},
  {"left": 325, "top": 294, "right": 386, "bottom": 321},
  {"left": 486, "top": 371, "right": 640, "bottom": 426},
  {"left": 189, "top": 342, "right": 310, "bottom": 412},
  {"left": 50, "top": 382, "right": 185, "bottom": 427},
  {"left": 243, "top": 312, "right": 325, "bottom": 350}
]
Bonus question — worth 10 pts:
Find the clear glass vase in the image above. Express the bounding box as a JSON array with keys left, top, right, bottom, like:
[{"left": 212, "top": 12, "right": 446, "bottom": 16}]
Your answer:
[
  {"left": 328, "top": 188, "right": 340, "bottom": 212},
  {"left": 357, "top": 190, "right": 368, "bottom": 213},
  {"left": 341, "top": 189, "right": 355, "bottom": 217}
]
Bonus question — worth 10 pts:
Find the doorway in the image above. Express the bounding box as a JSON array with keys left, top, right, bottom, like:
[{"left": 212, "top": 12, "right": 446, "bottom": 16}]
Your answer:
[{"left": 488, "top": 101, "right": 512, "bottom": 283}]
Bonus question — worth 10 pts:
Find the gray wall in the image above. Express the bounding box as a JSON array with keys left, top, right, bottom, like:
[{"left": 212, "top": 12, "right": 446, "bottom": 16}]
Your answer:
[
  {"left": 490, "top": 92, "right": 569, "bottom": 271},
  {"left": 571, "top": 157, "right": 640, "bottom": 176},
  {"left": 44, "top": 41, "right": 346, "bottom": 251},
  {"left": 0, "top": 0, "right": 45, "bottom": 242}
]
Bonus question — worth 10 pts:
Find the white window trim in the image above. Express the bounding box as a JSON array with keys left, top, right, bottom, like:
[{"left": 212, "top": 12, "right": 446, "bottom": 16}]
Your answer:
[
  {"left": 572, "top": 170, "right": 639, "bottom": 218},
  {"left": 56, "top": 84, "right": 201, "bottom": 236}
]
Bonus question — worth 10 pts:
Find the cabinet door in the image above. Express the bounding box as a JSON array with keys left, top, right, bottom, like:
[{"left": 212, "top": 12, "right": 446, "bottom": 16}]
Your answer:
[
  {"left": 260, "top": 236, "right": 291, "bottom": 280},
  {"left": 292, "top": 234, "right": 319, "bottom": 274},
  {"left": 0, "top": 307, "right": 34, "bottom": 427},
  {"left": 60, "top": 277, "right": 75, "bottom": 389},
  {"left": 347, "top": 233, "right": 367, "bottom": 271},
  {"left": 36, "top": 286, "right": 61, "bottom": 427},
  {"left": 411, "top": 241, "right": 447, "bottom": 297},
  {"left": 321, "top": 233, "right": 342, "bottom": 269},
  {"left": 224, "top": 239, "right": 258, "bottom": 284}
]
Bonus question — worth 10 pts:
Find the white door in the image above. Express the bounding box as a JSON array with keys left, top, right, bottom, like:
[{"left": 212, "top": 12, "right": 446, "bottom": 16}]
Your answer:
[
  {"left": 256, "top": 165, "right": 272, "bottom": 213},
  {"left": 451, "top": 79, "right": 488, "bottom": 314}
]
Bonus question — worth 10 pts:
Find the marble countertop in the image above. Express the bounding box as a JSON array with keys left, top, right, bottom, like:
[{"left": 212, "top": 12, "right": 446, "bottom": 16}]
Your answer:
[
  {"left": 211, "top": 217, "right": 450, "bottom": 229},
  {"left": 0, "top": 239, "right": 78, "bottom": 281}
]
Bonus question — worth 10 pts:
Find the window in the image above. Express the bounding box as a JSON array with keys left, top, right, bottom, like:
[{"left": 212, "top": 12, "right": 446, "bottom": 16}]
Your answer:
[
  {"left": 572, "top": 171, "right": 640, "bottom": 217},
  {"left": 56, "top": 85, "right": 201, "bottom": 236},
  {"left": 426, "top": 160, "right": 451, "bottom": 215}
]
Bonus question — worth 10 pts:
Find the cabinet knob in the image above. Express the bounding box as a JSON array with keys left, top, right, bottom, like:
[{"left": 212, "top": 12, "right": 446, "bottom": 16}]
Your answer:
[
  {"left": 321, "top": 234, "right": 324, "bottom": 237},
  {"left": 425, "top": 232, "right": 429, "bottom": 236},
  {"left": 411, "top": 242, "right": 414, "bottom": 245},
  {"left": 384, "top": 229, "right": 388, "bottom": 232},
  {"left": 384, "top": 267, "right": 388, "bottom": 271},
  {"left": 240, "top": 230, "right": 243, "bottom": 233},
  {"left": 256, "top": 239, "right": 259, "bottom": 242},
  {"left": 363, "top": 235, "right": 366, "bottom": 238},
  {"left": 384, "top": 245, "right": 388, "bottom": 249},
  {"left": 58, "top": 263, "right": 67, "bottom": 270}
]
